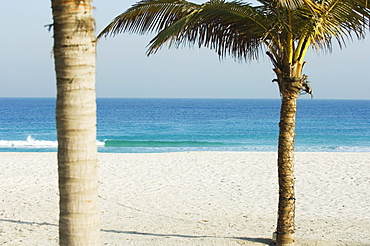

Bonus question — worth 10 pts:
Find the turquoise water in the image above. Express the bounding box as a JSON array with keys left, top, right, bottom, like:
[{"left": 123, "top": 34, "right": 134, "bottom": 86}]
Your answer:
[{"left": 0, "top": 98, "right": 369, "bottom": 152}]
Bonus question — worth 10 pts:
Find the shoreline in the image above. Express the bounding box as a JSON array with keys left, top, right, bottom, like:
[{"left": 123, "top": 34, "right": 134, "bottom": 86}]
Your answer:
[
  {"left": 1, "top": 152, "right": 369, "bottom": 245},
  {"left": 1, "top": 150, "right": 370, "bottom": 153}
]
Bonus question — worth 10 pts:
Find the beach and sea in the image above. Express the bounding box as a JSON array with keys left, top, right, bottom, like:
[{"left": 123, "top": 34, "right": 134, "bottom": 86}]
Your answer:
[{"left": 0, "top": 98, "right": 369, "bottom": 245}]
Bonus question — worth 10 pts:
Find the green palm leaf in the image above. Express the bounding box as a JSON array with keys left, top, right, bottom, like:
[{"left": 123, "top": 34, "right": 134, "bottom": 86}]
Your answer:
[
  {"left": 98, "top": 0, "right": 200, "bottom": 38},
  {"left": 147, "top": 0, "right": 270, "bottom": 60},
  {"left": 98, "top": 0, "right": 370, "bottom": 63},
  {"left": 299, "top": 0, "right": 370, "bottom": 51}
]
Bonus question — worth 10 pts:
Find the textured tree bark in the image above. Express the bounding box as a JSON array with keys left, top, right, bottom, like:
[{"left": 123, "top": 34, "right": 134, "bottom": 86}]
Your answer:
[
  {"left": 274, "top": 61, "right": 303, "bottom": 246},
  {"left": 275, "top": 95, "right": 297, "bottom": 246},
  {"left": 51, "top": 0, "right": 100, "bottom": 245}
]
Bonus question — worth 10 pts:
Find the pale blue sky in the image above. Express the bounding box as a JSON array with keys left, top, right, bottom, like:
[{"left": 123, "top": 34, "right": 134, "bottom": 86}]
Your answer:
[{"left": 0, "top": 1, "right": 369, "bottom": 99}]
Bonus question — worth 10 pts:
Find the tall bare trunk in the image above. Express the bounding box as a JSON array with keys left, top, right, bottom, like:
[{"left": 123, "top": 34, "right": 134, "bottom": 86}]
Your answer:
[
  {"left": 273, "top": 61, "right": 305, "bottom": 246},
  {"left": 276, "top": 95, "right": 297, "bottom": 246},
  {"left": 51, "top": 0, "right": 99, "bottom": 245}
]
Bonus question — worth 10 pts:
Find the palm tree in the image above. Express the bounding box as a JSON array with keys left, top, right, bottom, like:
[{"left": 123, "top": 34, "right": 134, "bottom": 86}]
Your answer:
[
  {"left": 51, "top": 0, "right": 99, "bottom": 245},
  {"left": 98, "top": 0, "right": 369, "bottom": 245}
]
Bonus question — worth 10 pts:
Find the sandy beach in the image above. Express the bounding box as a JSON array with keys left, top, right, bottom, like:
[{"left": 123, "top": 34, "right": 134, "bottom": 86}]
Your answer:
[{"left": 1, "top": 152, "right": 369, "bottom": 245}]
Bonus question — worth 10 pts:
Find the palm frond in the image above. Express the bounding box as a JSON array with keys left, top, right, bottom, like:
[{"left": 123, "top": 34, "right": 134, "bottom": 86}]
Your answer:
[
  {"left": 307, "top": 0, "right": 370, "bottom": 50},
  {"left": 147, "top": 0, "right": 272, "bottom": 60},
  {"left": 99, "top": 0, "right": 370, "bottom": 64},
  {"left": 97, "top": 0, "right": 200, "bottom": 38},
  {"left": 278, "top": 0, "right": 305, "bottom": 9},
  {"left": 256, "top": 0, "right": 305, "bottom": 10}
]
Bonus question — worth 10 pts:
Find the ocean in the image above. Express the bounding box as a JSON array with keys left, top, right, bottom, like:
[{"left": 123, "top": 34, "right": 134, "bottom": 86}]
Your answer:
[{"left": 0, "top": 98, "right": 369, "bottom": 153}]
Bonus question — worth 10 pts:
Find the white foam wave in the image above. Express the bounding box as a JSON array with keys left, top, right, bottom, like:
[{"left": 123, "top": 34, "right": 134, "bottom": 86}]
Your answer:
[
  {"left": 333, "top": 146, "right": 370, "bottom": 152},
  {"left": 96, "top": 140, "right": 105, "bottom": 146},
  {"left": 296, "top": 145, "right": 370, "bottom": 152},
  {"left": 0, "top": 135, "right": 105, "bottom": 148}
]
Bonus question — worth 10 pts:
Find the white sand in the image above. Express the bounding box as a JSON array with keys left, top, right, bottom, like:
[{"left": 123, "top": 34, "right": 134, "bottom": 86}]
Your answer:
[{"left": 0, "top": 152, "right": 369, "bottom": 245}]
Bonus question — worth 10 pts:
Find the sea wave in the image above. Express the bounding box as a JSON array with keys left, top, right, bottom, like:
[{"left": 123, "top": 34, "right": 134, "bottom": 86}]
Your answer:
[
  {"left": 0, "top": 136, "right": 104, "bottom": 148},
  {"left": 0, "top": 136, "right": 368, "bottom": 153},
  {"left": 102, "top": 140, "right": 236, "bottom": 148},
  {"left": 295, "top": 145, "right": 370, "bottom": 152}
]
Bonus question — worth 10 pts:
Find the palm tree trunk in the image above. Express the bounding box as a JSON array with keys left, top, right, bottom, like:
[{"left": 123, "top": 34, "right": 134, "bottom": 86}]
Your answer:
[
  {"left": 271, "top": 61, "right": 305, "bottom": 246},
  {"left": 275, "top": 95, "right": 297, "bottom": 246},
  {"left": 52, "top": 0, "right": 99, "bottom": 245}
]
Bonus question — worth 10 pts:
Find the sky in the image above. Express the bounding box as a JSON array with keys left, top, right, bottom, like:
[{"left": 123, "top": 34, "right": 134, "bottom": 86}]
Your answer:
[{"left": 0, "top": 1, "right": 369, "bottom": 99}]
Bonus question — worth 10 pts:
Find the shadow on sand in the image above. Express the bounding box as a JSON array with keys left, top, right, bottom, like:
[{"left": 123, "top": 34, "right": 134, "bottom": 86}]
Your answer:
[
  {"left": 1, "top": 218, "right": 273, "bottom": 245},
  {"left": 104, "top": 229, "right": 274, "bottom": 244}
]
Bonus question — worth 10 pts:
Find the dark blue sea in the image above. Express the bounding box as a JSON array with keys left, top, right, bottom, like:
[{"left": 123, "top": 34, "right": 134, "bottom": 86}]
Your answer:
[{"left": 0, "top": 98, "right": 369, "bottom": 152}]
